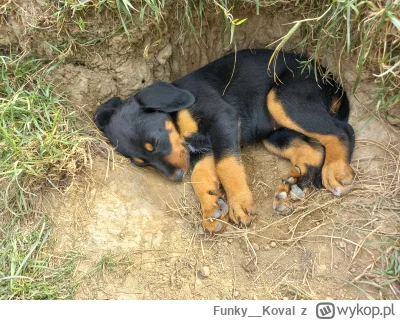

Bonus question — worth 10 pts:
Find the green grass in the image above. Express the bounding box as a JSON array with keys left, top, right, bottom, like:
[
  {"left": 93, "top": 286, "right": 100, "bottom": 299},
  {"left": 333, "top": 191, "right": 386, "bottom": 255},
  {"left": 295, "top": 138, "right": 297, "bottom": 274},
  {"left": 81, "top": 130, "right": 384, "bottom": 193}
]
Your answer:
[
  {"left": 266, "top": 0, "right": 400, "bottom": 112},
  {"left": 0, "top": 53, "right": 91, "bottom": 299}
]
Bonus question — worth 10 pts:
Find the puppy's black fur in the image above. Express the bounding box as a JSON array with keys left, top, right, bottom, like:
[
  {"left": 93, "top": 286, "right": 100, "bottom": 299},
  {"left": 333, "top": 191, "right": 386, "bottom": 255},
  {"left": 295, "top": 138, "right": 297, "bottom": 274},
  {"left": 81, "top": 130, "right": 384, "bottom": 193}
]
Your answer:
[{"left": 95, "top": 49, "right": 355, "bottom": 233}]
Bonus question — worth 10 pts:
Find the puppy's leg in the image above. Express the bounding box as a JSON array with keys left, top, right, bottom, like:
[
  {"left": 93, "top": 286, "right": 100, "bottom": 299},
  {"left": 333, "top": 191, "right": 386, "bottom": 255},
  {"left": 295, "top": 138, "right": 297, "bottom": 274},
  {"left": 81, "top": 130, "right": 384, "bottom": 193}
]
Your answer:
[
  {"left": 208, "top": 109, "right": 256, "bottom": 227},
  {"left": 191, "top": 154, "right": 229, "bottom": 233},
  {"left": 264, "top": 128, "right": 324, "bottom": 215},
  {"left": 267, "top": 85, "right": 355, "bottom": 197}
]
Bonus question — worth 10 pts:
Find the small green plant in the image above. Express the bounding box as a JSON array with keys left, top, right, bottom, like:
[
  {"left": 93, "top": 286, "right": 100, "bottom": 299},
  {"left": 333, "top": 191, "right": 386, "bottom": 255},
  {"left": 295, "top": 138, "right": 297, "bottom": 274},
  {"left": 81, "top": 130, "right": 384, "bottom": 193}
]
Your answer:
[{"left": 0, "top": 53, "right": 91, "bottom": 299}]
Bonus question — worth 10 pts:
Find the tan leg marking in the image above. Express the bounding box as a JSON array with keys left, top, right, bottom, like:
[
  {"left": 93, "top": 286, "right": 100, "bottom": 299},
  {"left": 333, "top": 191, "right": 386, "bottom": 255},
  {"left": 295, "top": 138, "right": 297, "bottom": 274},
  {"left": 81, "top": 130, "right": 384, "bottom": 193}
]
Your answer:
[
  {"left": 177, "top": 109, "right": 198, "bottom": 138},
  {"left": 267, "top": 90, "right": 354, "bottom": 196},
  {"left": 215, "top": 156, "right": 256, "bottom": 226},
  {"left": 191, "top": 156, "right": 229, "bottom": 233}
]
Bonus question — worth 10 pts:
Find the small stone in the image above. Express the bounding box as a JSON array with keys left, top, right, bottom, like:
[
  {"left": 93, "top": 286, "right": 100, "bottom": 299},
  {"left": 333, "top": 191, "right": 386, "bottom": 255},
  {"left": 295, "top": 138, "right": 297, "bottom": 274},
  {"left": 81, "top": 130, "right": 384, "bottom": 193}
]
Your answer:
[
  {"left": 339, "top": 241, "right": 346, "bottom": 248},
  {"left": 197, "top": 225, "right": 205, "bottom": 235},
  {"left": 270, "top": 241, "right": 277, "bottom": 248},
  {"left": 233, "top": 291, "right": 239, "bottom": 297},
  {"left": 228, "top": 238, "right": 234, "bottom": 244},
  {"left": 294, "top": 260, "right": 298, "bottom": 263},
  {"left": 264, "top": 245, "right": 271, "bottom": 251},
  {"left": 252, "top": 243, "right": 260, "bottom": 251},
  {"left": 195, "top": 278, "right": 203, "bottom": 287},
  {"left": 350, "top": 267, "right": 356, "bottom": 273},
  {"left": 334, "top": 265, "right": 338, "bottom": 269},
  {"left": 199, "top": 266, "right": 210, "bottom": 278},
  {"left": 253, "top": 295, "right": 258, "bottom": 300},
  {"left": 223, "top": 241, "right": 229, "bottom": 246}
]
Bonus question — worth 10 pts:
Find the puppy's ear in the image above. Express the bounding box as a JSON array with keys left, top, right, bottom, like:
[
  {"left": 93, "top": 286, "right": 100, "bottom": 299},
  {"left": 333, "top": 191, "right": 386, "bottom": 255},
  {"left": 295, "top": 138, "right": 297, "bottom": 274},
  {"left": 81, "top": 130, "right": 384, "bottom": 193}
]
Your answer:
[
  {"left": 135, "top": 81, "right": 195, "bottom": 112},
  {"left": 94, "top": 97, "right": 122, "bottom": 131}
]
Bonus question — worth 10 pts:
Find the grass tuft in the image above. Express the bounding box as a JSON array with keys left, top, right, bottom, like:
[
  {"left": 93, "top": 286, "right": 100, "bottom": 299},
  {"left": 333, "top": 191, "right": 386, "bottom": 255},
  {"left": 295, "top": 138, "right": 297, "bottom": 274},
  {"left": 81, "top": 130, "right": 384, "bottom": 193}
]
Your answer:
[{"left": 0, "top": 53, "right": 91, "bottom": 299}]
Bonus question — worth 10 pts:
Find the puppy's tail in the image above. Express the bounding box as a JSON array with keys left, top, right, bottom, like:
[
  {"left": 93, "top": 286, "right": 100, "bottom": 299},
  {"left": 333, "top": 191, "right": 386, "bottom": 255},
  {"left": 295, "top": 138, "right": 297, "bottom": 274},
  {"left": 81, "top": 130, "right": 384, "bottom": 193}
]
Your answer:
[{"left": 329, "top": 87, "right": 350, "bottom": 123}]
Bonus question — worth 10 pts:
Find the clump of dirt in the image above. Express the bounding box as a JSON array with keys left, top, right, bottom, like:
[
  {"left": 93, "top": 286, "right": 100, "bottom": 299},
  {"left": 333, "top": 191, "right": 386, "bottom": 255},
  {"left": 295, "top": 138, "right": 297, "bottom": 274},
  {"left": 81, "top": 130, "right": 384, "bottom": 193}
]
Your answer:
[{"left": 3, "top": 2, "right": 399, "bottom": 299}]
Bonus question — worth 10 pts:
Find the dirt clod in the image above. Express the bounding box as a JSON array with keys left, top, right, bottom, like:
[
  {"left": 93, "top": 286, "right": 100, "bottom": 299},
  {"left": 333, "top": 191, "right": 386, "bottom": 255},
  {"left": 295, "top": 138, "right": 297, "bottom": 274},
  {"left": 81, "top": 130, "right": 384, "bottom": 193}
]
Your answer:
[{"left": 199, "top": 266, "right": 211, "bottom": 278}]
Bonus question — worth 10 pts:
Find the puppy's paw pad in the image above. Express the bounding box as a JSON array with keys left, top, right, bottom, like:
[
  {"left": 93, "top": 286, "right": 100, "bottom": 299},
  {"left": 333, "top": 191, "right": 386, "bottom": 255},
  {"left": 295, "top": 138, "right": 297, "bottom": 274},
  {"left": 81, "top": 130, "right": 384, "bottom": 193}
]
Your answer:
[{"left": 290, "top": 184, "right": 305, "bottom": 200}]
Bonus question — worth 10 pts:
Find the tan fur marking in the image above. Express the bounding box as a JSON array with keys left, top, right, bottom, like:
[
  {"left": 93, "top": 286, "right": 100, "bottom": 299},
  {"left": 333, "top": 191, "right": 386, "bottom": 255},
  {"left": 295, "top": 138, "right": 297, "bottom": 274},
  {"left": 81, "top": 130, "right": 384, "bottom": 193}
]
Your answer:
[
  {"left": 216, "top": 156, "right": 249, "bottom": 196},
  {"left": 134, "top": 157, "right": 144, "bottom": 164},
  {"left": 216, "top": 156, "right": 255, "bottom": 225},
  {"left": 267, "top": 90, "right": 354, "bottom": 193},
  {"left": 177, "top": 109, "right": 198, "bottom": 138},
  {"left": 191, "top": 155, "right": 228, "bottom": 233},
  {"left": 267, "top": 90, "right": 348, "bottom": 164},
  {"left": 329, "top": 96, "right": 340, "bottom": 114},
  {"left": 165, "top": 120, "right": 189, "bottom": 172},
  {"left": 144, "top": 142, "right": 154, "bottom": 152}
]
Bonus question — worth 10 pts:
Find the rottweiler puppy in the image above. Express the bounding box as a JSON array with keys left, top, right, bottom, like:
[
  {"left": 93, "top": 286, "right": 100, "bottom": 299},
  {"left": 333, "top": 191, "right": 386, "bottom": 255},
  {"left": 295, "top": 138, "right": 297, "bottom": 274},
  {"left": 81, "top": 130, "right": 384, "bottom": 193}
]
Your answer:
[{"left": 95, "top": 49, "right": 355, "bottom": 233}]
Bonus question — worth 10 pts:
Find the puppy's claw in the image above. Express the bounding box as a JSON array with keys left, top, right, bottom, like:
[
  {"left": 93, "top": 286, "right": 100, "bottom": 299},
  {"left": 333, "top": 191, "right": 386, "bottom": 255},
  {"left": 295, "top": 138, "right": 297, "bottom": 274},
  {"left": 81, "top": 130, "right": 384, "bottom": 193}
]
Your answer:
[
  {"left": 285, "top": 177, "right": 295, "bottom": 184},
  {"left": 290, "top": 184, "right": 305, "bottom": 200},
  {"left": 214, "top": 221, "right": 224, "bottom": 233},
  {"left": 275, "top": 191, "right": 287, "bottom": 199},
  {"left": 246, "top": 209, "right": 257, "bottom": 216},
  {"left": 274, "top": 203, "right": 293, "bottom": 216},
  {"left": 213, "top": 209, "right": 222, "bottom": 219},
  {"left": 217, "top": 199, "right": 229, "bottom": 215}
]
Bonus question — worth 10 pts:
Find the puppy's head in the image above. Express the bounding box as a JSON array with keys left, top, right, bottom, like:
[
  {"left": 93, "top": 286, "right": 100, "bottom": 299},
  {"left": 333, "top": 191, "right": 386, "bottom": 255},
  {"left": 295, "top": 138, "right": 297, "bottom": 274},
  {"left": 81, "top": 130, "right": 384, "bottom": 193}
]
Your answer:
[{"left": 94, "top": 82, "right": 195, "bottom": 182}]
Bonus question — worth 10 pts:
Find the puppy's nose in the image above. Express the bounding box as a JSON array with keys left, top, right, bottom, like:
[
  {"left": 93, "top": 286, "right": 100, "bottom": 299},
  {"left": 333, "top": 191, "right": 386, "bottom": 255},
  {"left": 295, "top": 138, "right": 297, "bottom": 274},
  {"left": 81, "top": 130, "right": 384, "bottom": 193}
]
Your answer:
[{"left": 173, "top": 169, "right": 184, "bottom": 182}]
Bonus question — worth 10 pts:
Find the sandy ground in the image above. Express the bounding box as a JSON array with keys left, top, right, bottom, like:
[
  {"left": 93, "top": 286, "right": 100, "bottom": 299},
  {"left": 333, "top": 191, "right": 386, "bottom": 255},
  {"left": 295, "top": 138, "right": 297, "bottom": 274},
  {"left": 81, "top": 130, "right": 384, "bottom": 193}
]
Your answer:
[
  {"left": 45, "top": 94, "right": 399, "bottom": 299},
  {"left": 2, "top": 1, "right": 399, "bottom": 300}
]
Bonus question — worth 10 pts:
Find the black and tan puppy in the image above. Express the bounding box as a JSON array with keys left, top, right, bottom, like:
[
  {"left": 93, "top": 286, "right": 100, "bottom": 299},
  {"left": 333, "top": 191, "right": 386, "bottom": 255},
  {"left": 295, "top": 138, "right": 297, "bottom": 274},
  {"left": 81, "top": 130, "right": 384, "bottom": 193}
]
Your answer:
[{"left": 95, "top": 49, "right": 355, "bottom": 233}]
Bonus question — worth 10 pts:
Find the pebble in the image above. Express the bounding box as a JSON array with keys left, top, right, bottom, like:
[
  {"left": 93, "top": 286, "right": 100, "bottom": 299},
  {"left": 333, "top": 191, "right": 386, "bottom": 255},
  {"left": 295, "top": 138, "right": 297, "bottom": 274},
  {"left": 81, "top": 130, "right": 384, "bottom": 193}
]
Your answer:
[
  {"left": 199, "top": 266, "right": 211, "bottom": 278},
  {"left": 198, "top": 226, "right": 205, "bottom": 235},
  {"left": 233, "top": 291, "right": 239, "bottom": 297},
  {"left": 264, "top": 245, "right": 271, "bottom": 251},
  {"left": 350, "top": 267, "right": 356, "bottom": 273},
  {"left": 294, "top": 259, "right": 298, "bottom": 263},
  {"left": 195, "top": 278, "right": 203, "bottom": 287},
  {"left": 252, "top": 243, "right": 260, "bottom": 251},
  {"left": 339, "top": 241, "right": 346, "bottom": 248},
  {"left": 270, "top": 241, "right": 277, "bottom": 248},
  {"left": 228, "top": 238, "right": 234, "bottom": 244},
  {"left": 223, "top": 241, "right": 229, "bottom": 246},
  {"left": 253, "top": 295, "right": 258, "bottom": 300},
  {"left": 334, "top": 265, "right": 338, "bottom": 269}
]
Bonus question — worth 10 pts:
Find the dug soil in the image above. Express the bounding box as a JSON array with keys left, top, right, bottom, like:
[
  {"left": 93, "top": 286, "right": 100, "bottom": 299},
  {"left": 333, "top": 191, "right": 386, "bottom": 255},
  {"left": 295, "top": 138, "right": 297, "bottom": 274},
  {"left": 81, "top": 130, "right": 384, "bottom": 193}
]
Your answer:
[{"left": 2, "top": 2, "right": 399, "bottom": 299}]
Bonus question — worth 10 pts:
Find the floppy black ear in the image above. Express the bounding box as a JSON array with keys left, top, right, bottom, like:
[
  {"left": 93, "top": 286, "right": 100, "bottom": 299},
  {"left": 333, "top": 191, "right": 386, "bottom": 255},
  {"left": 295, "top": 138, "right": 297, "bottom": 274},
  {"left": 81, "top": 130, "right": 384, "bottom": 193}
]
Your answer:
[
  {"left": 94, "top": 97, "right": 122, "bottom": 131},
  {"left": 135, "top": 81, "right": 195, "bottom": 112}
]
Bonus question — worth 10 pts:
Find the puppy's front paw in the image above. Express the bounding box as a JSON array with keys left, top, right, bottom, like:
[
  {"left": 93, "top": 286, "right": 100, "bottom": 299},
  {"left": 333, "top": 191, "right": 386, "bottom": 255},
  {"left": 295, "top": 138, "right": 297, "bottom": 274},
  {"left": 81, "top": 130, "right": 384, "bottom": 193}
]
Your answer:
[
  {"left": 202, "top": 198, "right": 229, "bottom": 233},
  {"left": 322, "top": 161, "right": 354, "bottom": 196},
  {"left": 228, "top": 191, "right": 257, "bottom": 227}
]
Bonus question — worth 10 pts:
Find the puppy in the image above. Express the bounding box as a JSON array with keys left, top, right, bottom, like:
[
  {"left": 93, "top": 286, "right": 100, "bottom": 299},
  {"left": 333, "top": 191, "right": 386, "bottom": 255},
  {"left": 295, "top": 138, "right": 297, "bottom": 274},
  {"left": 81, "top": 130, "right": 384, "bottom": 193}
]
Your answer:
[{"left": 95, "top": 49, "right": 355, "bottom": 233}]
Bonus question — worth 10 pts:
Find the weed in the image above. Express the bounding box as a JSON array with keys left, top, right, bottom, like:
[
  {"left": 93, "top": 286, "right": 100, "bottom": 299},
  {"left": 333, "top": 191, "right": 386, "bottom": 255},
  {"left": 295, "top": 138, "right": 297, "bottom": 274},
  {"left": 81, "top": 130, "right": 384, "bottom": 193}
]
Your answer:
[{"left": 0, "top": 53, "right": 91, "bottom": 299}]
